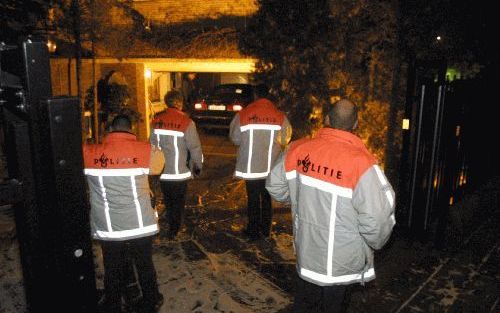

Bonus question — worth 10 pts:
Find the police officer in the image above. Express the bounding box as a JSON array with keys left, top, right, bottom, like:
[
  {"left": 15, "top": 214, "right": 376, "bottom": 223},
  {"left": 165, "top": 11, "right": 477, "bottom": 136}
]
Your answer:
[
  {"left": 150, "top": 90, "right": 203, "bottom": 239},
  {"left": 230, "top": 84, "right": 292, "bottom": 240},
  {"left": 83, "top": 114, "right": 165, "bottom": 313},
  {"left": 266, "top": 99, "right": 396, "bottom": 313}
]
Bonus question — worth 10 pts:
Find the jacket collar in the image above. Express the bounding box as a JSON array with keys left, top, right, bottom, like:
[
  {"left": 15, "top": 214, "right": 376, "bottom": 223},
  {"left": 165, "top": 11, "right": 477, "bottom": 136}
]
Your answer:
[
  {"left": 167, "top": 107, "right": 184, "bottom": 114},
  {"left": 249, "top": 97, "right": 275, "bottom": 108},
  {"left": 317, "top": 128, "right": 364, "bottom": 148},
  {"left": 104, "top": 131, "right": 137, "bottom": 142}
]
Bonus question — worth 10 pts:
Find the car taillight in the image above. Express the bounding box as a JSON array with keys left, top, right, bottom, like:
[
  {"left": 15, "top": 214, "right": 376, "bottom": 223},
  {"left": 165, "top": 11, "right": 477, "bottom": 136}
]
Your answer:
[
  {"left": 232, "top": 104, "right": 243, "bottom": 111},
  {"left": 194, "top": 102, "right": 204, "bottom": 110}
]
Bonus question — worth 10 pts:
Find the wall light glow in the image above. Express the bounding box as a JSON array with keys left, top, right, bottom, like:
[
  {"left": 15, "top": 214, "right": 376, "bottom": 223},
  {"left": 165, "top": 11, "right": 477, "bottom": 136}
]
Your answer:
[{"left": 402, "top": 119, "right": 410, "bottom": 130}]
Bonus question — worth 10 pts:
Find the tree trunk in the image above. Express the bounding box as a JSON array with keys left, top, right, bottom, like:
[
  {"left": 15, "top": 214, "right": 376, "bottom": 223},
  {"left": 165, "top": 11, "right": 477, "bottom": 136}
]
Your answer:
[
  {"left": 368, "top": 49, "right": 377, "bottom": 102},
  {"left": 385, "top": 0, "right": 404, "bottom": 189},
  {"left": 91, "top": 0, "right": 99, "bottom": 143},
  {"left": 92, "top": 46, "right": 99, "bottom": 143},
  {"left": 70, "top": 0, "right": 83, "bottom": 134},
  {"left": 385, "top": 55, "right": 403, "bottom": 187}
]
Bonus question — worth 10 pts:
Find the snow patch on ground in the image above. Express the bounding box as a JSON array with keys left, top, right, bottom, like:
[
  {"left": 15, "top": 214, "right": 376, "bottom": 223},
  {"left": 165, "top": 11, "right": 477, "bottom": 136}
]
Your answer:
[
  {"left": 0, "top": 238, "right": 27, "bottom": 313},
  {"left": 272, "top": 233, "right": 295, "bottom": 262},
  {"left": 92, "top": 238, "right": 290, "bottom": 313},
  {"left": 2, "top": 235, "right": 290, "bottom": 313},
  {"left": 155, "top": 240, "right": 290, "bottom": 313},
  {"left": 155, "top": 250, "right": 289, "bottom": 312}
]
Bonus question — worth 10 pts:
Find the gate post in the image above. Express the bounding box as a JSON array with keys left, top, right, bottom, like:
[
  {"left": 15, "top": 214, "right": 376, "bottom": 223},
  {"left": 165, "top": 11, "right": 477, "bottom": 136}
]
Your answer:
[
  {"left": 397, "top": 59, "right": 448, "bottom": 240},
  {"left": 1, "top": 38, "right": 97, "bottom": 313}
]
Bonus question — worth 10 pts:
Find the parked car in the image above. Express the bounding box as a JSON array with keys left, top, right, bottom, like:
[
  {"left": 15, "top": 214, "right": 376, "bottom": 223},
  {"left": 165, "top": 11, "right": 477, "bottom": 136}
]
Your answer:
[{"left": 190, "top": 83, "right": 254, "bottom": 129}]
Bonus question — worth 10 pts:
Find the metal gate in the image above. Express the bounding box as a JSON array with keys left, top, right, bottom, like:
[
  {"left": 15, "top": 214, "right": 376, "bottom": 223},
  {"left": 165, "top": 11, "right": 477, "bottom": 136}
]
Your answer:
[
  {"left": 398, "top": 60, "right": 494, "bottom": 243},
  {"left": 0, "top": 38, "right": 97, "bottom": 313}
]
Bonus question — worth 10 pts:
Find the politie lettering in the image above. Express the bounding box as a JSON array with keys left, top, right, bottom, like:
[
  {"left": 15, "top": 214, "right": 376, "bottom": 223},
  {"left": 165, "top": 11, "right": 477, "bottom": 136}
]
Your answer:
[
  {"left": 155, "top": 120, "right": 181, "bottom": 129},
  {"left": 94, "top": 153, "right": 138, "bottom": 168},
  {"left": 297, "top": 154, "right": 343, "bottom": 179},
  {"left": 248, "top": 114, "right": 277, "bottom": 124}
]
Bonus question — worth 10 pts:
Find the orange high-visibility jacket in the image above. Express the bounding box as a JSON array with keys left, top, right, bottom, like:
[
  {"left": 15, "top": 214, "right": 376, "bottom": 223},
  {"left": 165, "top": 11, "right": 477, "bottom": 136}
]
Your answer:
[
  {"left": 230, "top": 98, "right": 292, "bottom": 180},
  {"left": 266, "top": 128, "right": 395, "bottom": 286},
  {"left": 83, "top": 132, "right": 164, "bottom": 241},
  {"left": 150, "top": 108, "right": 203, "bottom": 181}
]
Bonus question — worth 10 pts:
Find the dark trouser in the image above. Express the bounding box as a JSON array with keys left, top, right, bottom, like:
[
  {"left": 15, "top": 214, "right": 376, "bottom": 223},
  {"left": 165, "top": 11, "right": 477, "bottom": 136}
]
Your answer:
[
  {"left": 160, "top": 180, "right": 187, "bottom": 236},
  {"left": 293, "top": 276, "right": 349, "bottom": 313},
  {"left": 101, "top": 237, "right": 160, "bottom": 313},
  {"left": 148, "top": 175, "right": 162, "bottom": 208},
  {"left": 245, "top": 179, "right": 272, "bottom": 236}
]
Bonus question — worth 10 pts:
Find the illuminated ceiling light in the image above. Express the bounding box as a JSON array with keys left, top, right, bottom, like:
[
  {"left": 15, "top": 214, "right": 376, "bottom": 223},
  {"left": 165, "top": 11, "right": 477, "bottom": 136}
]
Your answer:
[
  {"left": 145, "top": 69, "right": 152, "bottom": 79},
  {"left": 436, "top": 36, "right": 442, "bottom": 41},
  {"left": 143, "top": 59, "right": 255, "bottom": 73},
  {"left": 47, "top": 40, "right": 57, "bottom": 53}
]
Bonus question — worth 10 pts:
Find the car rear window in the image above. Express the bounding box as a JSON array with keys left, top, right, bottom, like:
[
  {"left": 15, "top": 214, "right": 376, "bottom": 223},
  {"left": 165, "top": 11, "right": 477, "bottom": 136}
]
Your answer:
[{"left": 213, "top": 85, "right": 253, "bottom": 98}]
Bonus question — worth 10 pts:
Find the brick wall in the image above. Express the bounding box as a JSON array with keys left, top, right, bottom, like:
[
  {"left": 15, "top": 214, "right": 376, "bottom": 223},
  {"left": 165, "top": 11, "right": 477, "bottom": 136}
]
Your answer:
[
  {"left": 131, "top": 0, "right": 258, "bottom": 23},
  {"left": 98, "top": 63, "right": 148, "bottom": 140},
  {"left": 50, "top": 59, "right": 149, "bottom": 141},
  {"left": 50, "top": 58, "right": 101, "bottom": 99}
]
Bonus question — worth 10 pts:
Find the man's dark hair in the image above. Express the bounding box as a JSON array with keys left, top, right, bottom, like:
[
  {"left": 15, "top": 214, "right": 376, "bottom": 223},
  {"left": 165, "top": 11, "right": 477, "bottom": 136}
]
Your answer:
[
  {"left": 254, "top": 83, "right": 269, "bottom": 99},
  {"left": 164, "top": 89, "right": 184, "bottom": 108},
  {"left": 111, "top": 114, "right": 132, "bottom": 132},
  {"left": 327, "top": 99, "right": 358, "bottom": 131}
]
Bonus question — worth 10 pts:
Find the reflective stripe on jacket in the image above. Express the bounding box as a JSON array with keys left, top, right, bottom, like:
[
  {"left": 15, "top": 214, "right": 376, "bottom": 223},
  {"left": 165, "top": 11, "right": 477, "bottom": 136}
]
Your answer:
[
  {"left": 83, "top": 132, "right": 164, "bottom": 241},
  {"left": 266, "top": 128, "right": 395, "bottom": 286},
  {"left": 150, "top": 108, "right": 203, "bottom": 181},
  {"left": 230, "top": 98, "right": 292, "bottom": 180}
]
